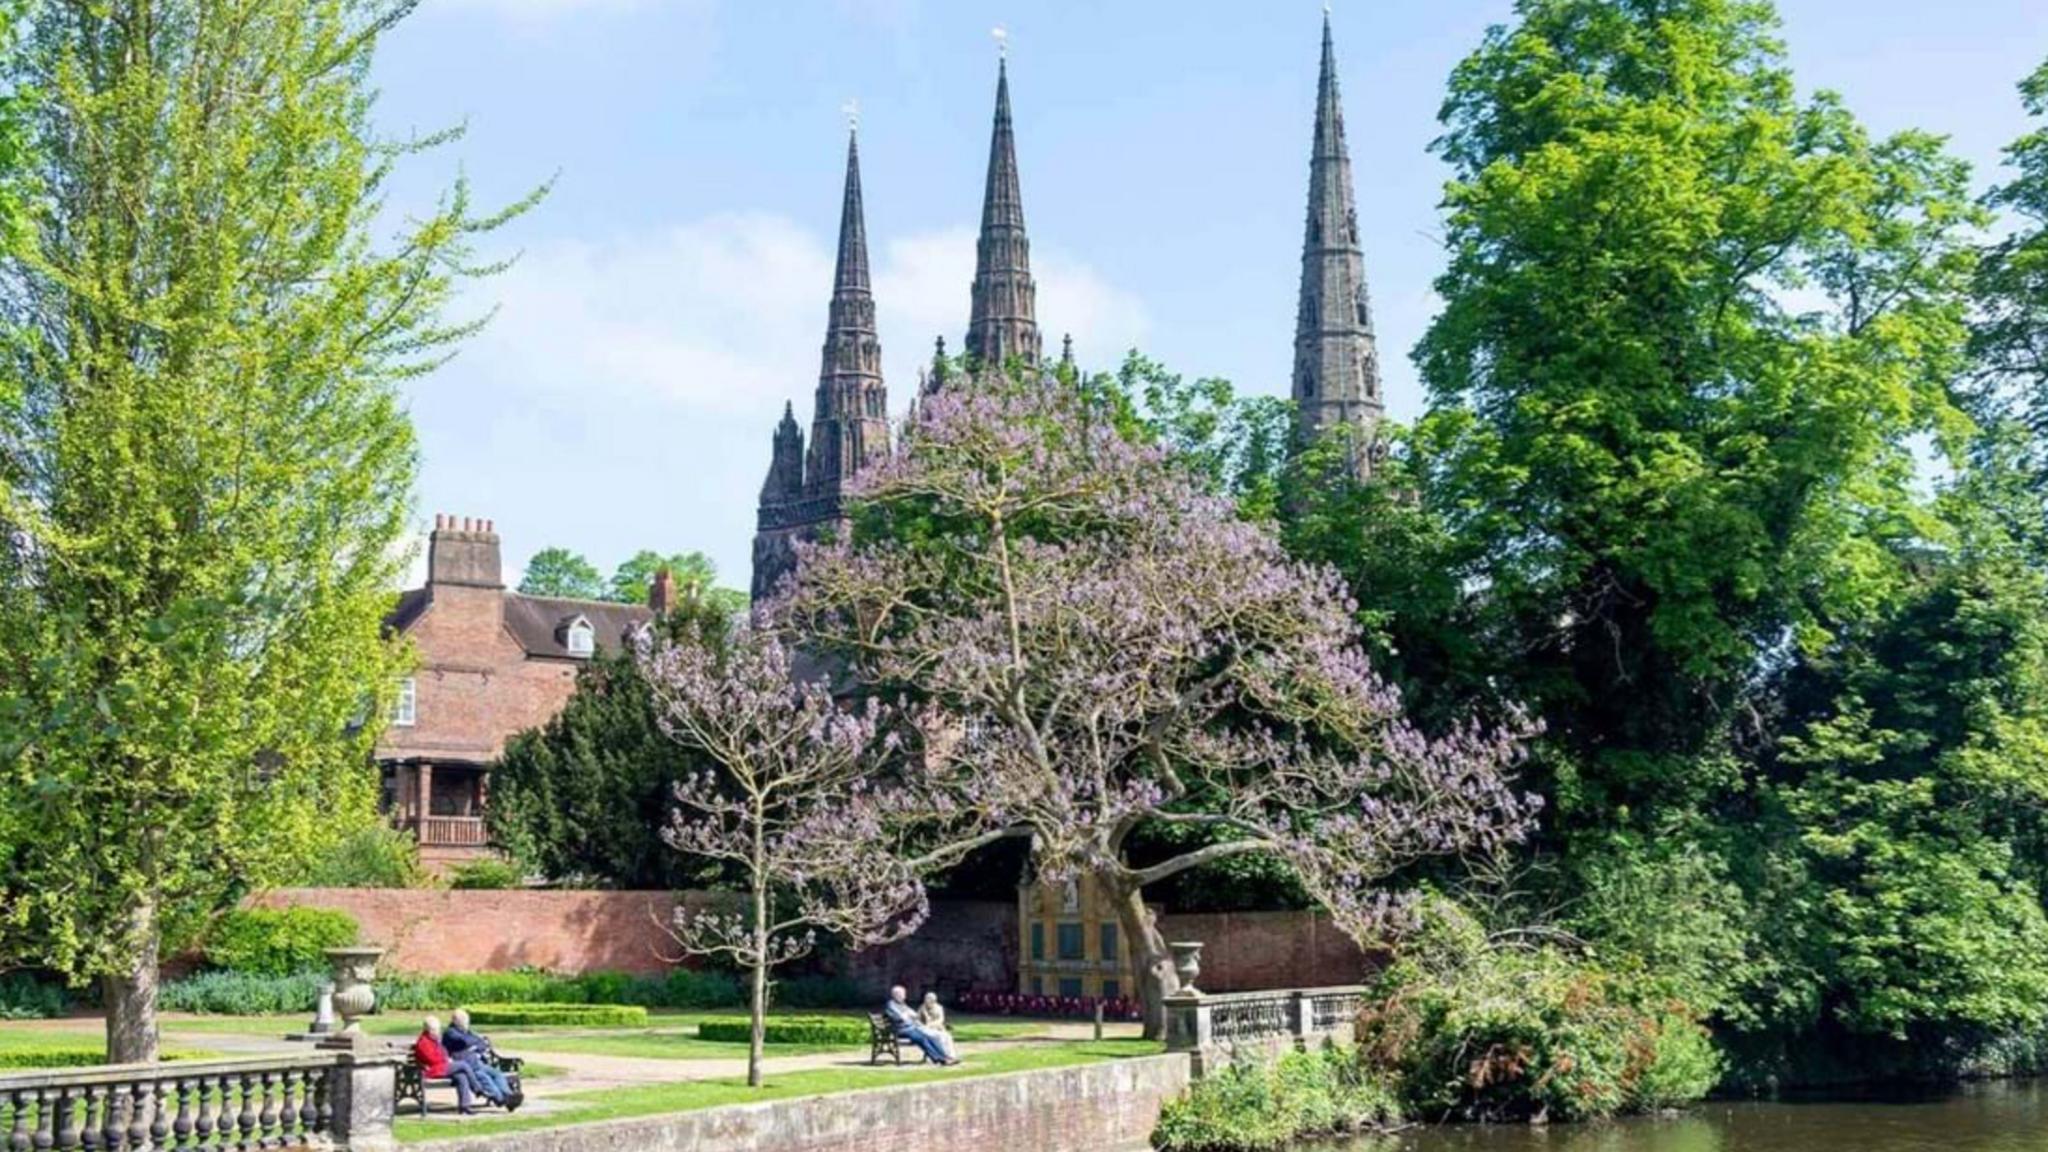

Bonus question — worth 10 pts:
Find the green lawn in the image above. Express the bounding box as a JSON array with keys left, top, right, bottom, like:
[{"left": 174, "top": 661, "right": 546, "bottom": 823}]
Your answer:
[
  {"left": 392, "top": 1039, "right": 1164, "bottom": 1144},
  {"left": 0, "top": 1025, "right": 222, "bottom": 1068},
  {"left": 499, "top": 1015, "right": 1045, "bottom": 1061}
]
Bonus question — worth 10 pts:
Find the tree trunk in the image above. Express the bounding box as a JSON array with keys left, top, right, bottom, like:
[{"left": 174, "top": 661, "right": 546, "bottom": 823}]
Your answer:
[
  {"left": 1103, "top": 872, "right": 1179, "bottom": 1041},
  {"left": 103, "top": 895, "right": 161, "bottom": 1064},
  {"left": 748, "top": 880, "right": 767, "bottom": 1088}
]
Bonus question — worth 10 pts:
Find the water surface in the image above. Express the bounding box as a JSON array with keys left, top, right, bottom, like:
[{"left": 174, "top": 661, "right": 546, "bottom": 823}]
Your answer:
[{"left": 1315, "top": 1081, "right": 2043, "bottom": 1152}]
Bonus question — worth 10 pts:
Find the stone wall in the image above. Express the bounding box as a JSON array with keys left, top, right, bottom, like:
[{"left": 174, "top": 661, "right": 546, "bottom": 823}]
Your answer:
[
  {"left": 1158, "top": 909, "right": 1374, "bottom": 992},
  {"left": 255, "top": 889, "right": 1369, "bottom": 990},
  {"left": 407, "top": 1054, "right": 1190, "bottom": 1152}
]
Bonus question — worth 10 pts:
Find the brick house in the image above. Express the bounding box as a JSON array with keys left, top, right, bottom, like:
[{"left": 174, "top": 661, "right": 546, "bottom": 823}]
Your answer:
[{"left": 379, "top": 515, "right": 670, "bottom": 870}]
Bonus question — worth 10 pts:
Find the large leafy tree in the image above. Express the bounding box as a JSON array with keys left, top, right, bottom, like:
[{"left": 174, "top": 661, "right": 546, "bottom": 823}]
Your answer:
[
  {"left": 1414, "top": 0, "right": 1979, "bottom": 841},
  {"left": 0, "top": 0, "right": 527, "bottom": 1062},
  {"left": 518, "top": 546, "right": 605, "bottom": 600},
  {"left": 1973, "top": 55, "right": 2048, "bottom": 457},
  {"left": 786, "top": 372, "right": 1536, "bottom": 1038}
]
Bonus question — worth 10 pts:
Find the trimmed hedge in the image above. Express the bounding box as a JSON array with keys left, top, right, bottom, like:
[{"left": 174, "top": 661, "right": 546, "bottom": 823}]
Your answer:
[
  {"left": 695, "top": 1016, "right": 870, "bottom": 1045},
  {"left": 0, "top": 1047, "right": 218, "bottom": 1071},
  {"left": 463, "top": 1003, "right": 647, "bottom": 1028}
]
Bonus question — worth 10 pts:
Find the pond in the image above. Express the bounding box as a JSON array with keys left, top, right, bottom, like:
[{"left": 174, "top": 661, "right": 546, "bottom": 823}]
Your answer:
[{"left": 1313, "top": 1081, "right": 2045, "bottom": 1152}]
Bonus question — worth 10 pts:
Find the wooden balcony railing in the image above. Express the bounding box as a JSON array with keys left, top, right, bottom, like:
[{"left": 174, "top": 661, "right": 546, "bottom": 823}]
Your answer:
[{"left": 410, "top": 815, "right": 488, "bottom": 848}]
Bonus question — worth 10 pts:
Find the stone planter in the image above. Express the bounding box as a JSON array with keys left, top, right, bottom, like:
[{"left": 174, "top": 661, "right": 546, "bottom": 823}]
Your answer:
[
  {"left": 1169, "top": 941, "right": 1204, "bottom": 996},
  {"left": 324, "top": 946, "right": 385, "bottom": 1035}
]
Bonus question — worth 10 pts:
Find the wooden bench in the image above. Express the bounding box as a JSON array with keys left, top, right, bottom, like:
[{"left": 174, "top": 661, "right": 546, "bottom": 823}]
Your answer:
[
  {"left": 394, "top": 1049, "right": 524, "bottom": 1117},
  {"left": 868, "top": 1013, "right": 928, "bottom": 1066}
]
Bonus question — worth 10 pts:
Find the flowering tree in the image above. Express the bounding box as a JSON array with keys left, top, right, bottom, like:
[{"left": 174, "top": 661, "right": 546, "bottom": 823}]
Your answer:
[
  {"left": 783, "top": 374, "right": 1539, "bottom": 1037},
  {"left": 640, "top": 623, "right": 929, "bottom": 1086}
]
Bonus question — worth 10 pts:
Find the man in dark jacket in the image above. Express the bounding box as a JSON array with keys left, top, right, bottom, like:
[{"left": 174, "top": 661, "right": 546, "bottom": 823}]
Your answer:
[{"left": 444, "top": 1008, "right": 522, "bottom": 1111}]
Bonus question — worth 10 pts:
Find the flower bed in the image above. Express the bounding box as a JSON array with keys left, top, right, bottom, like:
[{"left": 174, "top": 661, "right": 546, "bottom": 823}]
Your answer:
[
  {"left": 958, "top": 990, "right": 1143, "bottom": 1022},
  {"left": 463, "top": 1003, "right": 648, "bottom": 1028}
]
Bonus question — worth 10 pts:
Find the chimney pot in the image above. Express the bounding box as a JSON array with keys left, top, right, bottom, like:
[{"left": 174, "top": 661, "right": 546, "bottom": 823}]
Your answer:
[{"left": 428, "top": 513, "right": 503, "bottom": 589}]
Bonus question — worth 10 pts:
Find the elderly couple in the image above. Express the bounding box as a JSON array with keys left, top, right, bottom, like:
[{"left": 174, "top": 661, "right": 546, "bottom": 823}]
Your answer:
[
  {"left": 413, "top": 1009, "right": 524, "bottom": 1115},
  {"left": 883, "top": 985, "right": 962, "bottom": 1065}
]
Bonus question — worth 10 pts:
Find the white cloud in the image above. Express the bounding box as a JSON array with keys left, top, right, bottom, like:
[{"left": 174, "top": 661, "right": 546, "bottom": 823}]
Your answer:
[{"left": 462, "top": 215, "right": 1149, "bottom": 419}]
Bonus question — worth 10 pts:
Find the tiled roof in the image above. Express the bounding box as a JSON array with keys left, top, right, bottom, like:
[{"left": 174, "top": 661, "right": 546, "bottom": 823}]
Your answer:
[{"left": 502, "top": 593, "right": 652, "bottom": 659}]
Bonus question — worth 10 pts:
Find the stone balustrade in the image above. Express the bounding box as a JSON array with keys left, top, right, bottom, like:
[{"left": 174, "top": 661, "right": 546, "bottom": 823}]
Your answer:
[
  {"left": 0, "top": 1049, "right": 401, "bottom": 1152},
  {"left": 1164, "top": 984, "right": 1371, "bottom": 1075}
]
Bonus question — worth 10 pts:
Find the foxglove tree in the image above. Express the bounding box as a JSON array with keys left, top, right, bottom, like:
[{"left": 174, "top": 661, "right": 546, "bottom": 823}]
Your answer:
[
  {"left": 640, "top": 624, "right": 929, "bottom": 1086},
  {"left": 782, "top": 374, "right": 1539, "bottom": 1037}
]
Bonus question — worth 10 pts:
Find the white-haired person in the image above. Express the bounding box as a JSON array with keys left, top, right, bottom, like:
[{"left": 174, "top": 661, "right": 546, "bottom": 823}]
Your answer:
[
  {"left": 411, "top": 1016, "right": 498, "bottom": 1115},
  {"left": 882, "top": 985, "right": 958, "bottom": 1065},
  {"left": 443, "top": 1008, "right": 522, "bottom": 1111},
  {"left": 917, "top": 992, "right": 958, "bottom": 1062}
]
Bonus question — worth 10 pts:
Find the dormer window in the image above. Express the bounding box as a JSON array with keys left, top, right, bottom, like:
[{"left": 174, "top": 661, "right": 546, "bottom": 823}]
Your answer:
[{"left": 562, "top": 616, "right": 595, "bottom": 658}]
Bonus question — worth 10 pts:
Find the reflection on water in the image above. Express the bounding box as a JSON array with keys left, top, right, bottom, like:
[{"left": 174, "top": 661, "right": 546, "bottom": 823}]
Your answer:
[{"left": 1311, "top": 1081, "right": 2045, "bottom": 1152}]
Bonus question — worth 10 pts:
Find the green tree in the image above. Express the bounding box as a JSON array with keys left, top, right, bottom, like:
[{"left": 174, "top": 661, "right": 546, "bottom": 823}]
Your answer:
[
  {"left": 607, "top": 548, "right": 744, "bottom": 614},
  {"left": 1973, "top": 55, "right": 2048, "bottom": 457},
  {"left": 1738, "top": 431, "right": 2048, "bottom": 1078},
  {"left": 0, "top": 0, "right": 531, "bottom": 1062},
  {"left": 518, "top": 546, "right": 605, "bottom": 600},
  {"left": 488, "top": 600, "right": 730, "bottom": 890},
  {"left": 1415, "top": 0, "right": 1979, "bottom": 840}
]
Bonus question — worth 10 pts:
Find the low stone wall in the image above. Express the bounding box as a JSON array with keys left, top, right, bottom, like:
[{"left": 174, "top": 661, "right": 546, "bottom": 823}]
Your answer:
[
  {"left": 1158, "top": 909, "right": 1374, "bottom": 992},
  {"left": 407, "top": 1054, "right": 1191, "bottom": 1152}
]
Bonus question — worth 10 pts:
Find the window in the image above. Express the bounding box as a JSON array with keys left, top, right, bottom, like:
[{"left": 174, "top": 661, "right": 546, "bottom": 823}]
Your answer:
[
  {"left": 1099, "top": 923, "right": 1119, "bottom": 965},
  {"left": 1058, "top": 978, "right": 1084, "bottom": 999},
  {"left": 1030, "top": 922, "right": 1045, "bottom": 962},
  {"left": 1056, "top": 922, "right": 1085, "bottom": 962},
  {"left": 1101, "top": 980, "right": 1120, "bottom": 1001},
  {"left": 393, "top": 678, "right": 416, "bottom": 727},
  {"left": 566, "top": 620, "right": 595, "bottom": 658},
  {"left": 1030, "top": 977, "right": 1043, "bottom": 996}
]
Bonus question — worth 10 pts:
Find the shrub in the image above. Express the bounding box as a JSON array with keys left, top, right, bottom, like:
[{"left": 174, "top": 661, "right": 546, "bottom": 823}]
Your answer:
[
  {"left": 464, "top": 1003, "right": 647, "bottom": 1028},
  {"left": 1355, "top": 898, "right": 1721, "bottom": 1123},
  {"left": 1152, "top": 1047, "right": 1398, "bottom": 1152},
  {"left": 0, "top": 1046, "right": 217, "bottom": 1071},
  {"left": 0, "top": 972, "right": 71, "bottom": 1020},
  {"left": 431, "top": 970, "right": 584, "bottom": 1006},
  {"left": 203, "top": 908, "right": 359, "bottom": 977},
  {"left": 302, "top": 825, "right": 431, "bottom": 889},
  {"left": 956, "top": 990, "right": 1144, "bottom": 1021},
  {"left": 159, "top": 970, "right": 330, "bottom": 1016},
  {"left": 695, "top": 1016, "right": 870, "bottom": 1045},
  {"left": 447, "top": 858, "right": 523, "bottom": 890},
  {"left": 773, "top": 975, "right": 865, "bottom": 1009}
]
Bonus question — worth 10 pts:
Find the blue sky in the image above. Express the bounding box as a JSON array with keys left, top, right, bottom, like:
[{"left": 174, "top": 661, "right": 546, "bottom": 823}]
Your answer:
[{"left": 372, "top": 0, "right": 2048, "bottom": 594}]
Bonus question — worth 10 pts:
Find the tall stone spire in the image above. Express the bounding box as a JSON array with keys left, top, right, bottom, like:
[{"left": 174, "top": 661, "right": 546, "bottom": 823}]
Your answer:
[
  {"left": 964, "top": 56, "right": 1042, "bottom": 370},
  {"left": 753, "top": 123, "right": 892, "bottom": 602},
  {"left": 1291, "top": 11, "right": 1383, "bottom": 472},
  {"left": 804, "top": 126, "right": 890, "bottom": 501}
]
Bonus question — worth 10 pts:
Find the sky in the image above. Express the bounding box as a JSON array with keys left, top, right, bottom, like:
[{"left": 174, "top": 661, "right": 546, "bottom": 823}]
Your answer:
[{"left": 370, "top": 0, "right": 2048, "bottom": 594}]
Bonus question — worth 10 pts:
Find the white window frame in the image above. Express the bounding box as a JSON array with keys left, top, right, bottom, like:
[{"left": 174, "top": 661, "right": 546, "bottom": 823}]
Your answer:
[
  {"left": 394, "top": 677, "right": 417, "bottom": 727},
  {"left": 566, "top": 621, "right": 595, "bottom": 658}
]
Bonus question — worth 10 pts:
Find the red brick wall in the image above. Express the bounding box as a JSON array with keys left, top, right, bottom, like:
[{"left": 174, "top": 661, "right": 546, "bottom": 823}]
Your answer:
[
  {"left": 1158, "top": 909, "right": 1374, "bottom": 991},
  {"left": 251, "top": 888, "right": 714, "bottom": 976},
  {"left": 255, "top": 890, "right": 1368, "bottom": 990}
]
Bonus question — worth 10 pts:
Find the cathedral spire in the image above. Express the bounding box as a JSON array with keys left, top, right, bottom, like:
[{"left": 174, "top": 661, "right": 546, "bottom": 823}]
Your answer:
[
  {"left": 965, "top": 53, "right": 1042, "bottom": 370},
  {"left": 803, "top": 124, "right": 889, "bottom": 502},
  {"left": 754, "top": 123, "right": 891, "bottom": 602},
  {"left": 1291, "top": 10, "right": 1383, "bottom": 473}
]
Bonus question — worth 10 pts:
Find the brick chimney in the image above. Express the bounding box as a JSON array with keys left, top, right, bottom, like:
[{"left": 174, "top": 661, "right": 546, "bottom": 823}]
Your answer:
[
  {"left": 427, "top": 514, "right": 503, "bottom": 589},
  {"left": 648, "top": 567, "right": 676, "bottom": 615}
]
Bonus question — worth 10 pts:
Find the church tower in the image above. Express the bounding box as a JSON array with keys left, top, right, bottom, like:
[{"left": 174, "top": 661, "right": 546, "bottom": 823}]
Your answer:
[
  {"left": 963, "top": 55, "right": 1042, "bottom": 372},
  {"left": 1291, "top": 11, "right": 1384, "bottom": 473},
  {"left": 752, "top": 125, "right": 890, "bottom": 601}
]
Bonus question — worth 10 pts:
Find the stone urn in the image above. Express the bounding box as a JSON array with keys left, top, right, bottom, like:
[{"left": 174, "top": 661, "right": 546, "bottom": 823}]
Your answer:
[
  {"left": 324, "top": 946, "right": 385, "bottom": 1034},
  {"left": 1169, "top": 941, "right": 1204, "bottom": 996}
]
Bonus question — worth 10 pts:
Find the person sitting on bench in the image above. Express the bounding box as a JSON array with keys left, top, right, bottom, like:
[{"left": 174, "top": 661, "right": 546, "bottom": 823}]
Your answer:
[
  {"left": 445, "top": 1008, "right": 522, "bottom": 1112},
  {"left": 883, "top": 985, "right": 958, "bottom": 1065},
  {"left": 413, "top": 1016, "right": 503, "bottom": 1115}
]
